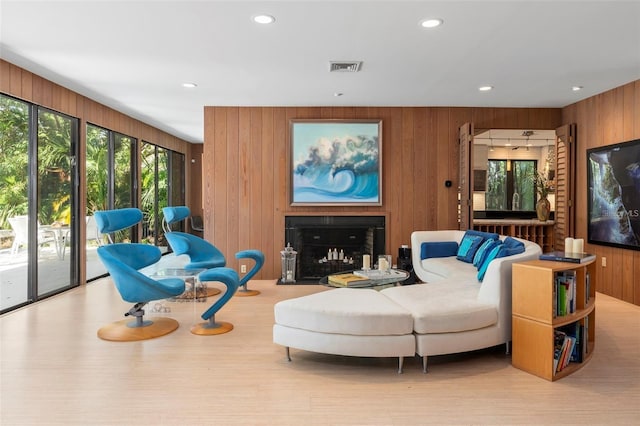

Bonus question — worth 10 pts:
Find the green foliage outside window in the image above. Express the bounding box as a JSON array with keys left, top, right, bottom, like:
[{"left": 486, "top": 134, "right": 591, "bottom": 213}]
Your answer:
[{"left": 486, "top": 159, "right": 536, "bottom": 211}]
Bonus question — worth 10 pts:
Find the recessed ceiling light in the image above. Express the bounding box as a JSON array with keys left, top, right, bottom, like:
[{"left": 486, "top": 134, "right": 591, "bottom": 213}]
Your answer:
[
  {"left": 253, "top": 14, "right": 275, "bottom": 24},
  {"left": 572, "top": 86, "right": 583, "bottom": 91},
  {"left": 478, "top": 85, "right": 493, "bottom": 92},
  {"left": 182, "top": 82, "right": 197, "bottom": 88},
  {"left": 334, "top": 92, "right": 343, "bottom": 97},
  {"left": 421, "top": 18, "right": 443, "bottom": 28}
]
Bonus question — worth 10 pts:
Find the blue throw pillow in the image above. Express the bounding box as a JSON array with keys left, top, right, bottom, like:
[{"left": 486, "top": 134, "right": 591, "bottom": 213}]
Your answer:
[
  {"left": 473, "top": 238, "right": 502, "bottom": 268},
  {"left": 462, "top": 229, "right": 500, "bottom": 241},
  {"left": 421, "top": 241, "right": 459, "bottom": 260},
  {"left": 498, "top": 237, "right": 526, "bottom": 258},
  {"left": 477, "top": 241, "right": 503, "bottom": 282},
  {"left": 456, "top": 234, "right": 484, "bottom": 263}
]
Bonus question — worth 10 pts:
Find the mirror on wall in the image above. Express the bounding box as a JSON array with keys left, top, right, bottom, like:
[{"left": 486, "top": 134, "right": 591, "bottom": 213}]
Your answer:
[{"left": 473, "top": 129, "right": 556, "bottom": 219}]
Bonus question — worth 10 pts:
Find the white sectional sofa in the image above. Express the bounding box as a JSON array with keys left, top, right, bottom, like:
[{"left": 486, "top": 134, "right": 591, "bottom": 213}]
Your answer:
[{"left": 273, "top": 230, "right": 542, "bottom": 373}]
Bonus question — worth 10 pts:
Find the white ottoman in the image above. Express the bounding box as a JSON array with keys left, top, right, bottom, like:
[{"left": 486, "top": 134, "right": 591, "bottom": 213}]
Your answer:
[{"left": 273, "top": 288, "right": 416, "bottom": 373}]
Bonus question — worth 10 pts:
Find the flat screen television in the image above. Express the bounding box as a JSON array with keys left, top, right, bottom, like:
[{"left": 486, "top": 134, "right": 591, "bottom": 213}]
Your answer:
[{"left": 587, "top": 139, "right": 640, "bottom": 251}]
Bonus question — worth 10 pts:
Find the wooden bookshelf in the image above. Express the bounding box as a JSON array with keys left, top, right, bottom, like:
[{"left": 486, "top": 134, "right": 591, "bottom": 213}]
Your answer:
[{"left": 512, "top": 258, "right": 596, "bottom": 381}]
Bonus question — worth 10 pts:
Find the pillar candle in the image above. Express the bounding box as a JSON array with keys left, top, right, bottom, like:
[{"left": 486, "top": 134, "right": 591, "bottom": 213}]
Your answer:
[
  {"left": 573, "top": 238, "right": 584, "bottom": 254},
  {"left": 378, "top": 258, "right": 388, "bottom": 271},
  {"left": 362, "top": 254, "right": 370, "bottom": 270},
  {"left": 565, "top": 237, "right": 574, "bottom": 254}
]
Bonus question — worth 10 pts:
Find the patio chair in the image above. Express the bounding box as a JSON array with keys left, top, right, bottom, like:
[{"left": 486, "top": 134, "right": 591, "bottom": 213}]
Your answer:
[
  {"left": 8, "top": 215, "right": 57, "bottom": 256},
  {"left": 94, "top": 208, "right": 185, "bottom": 341},
  {"left": 190, "top": 215, "right": 204, "bottom": 233}
]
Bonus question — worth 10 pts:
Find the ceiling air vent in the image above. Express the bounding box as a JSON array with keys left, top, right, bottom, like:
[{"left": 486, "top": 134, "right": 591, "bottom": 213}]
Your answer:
[{"left": 329, "top": 61, "right": 362, "bottom": 72}]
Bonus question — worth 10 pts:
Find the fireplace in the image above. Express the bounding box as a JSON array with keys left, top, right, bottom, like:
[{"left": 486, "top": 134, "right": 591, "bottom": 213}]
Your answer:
[{"left": 284, "top": 216, "right": 385, "bottom": 283}]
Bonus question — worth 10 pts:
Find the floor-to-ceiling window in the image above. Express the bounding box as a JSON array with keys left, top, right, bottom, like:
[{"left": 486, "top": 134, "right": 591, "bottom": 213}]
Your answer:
[
  {"left": 0, "top": 94, "right": 79, "bottom": 312},
  {"left": 141, "top": 141, "right": 185, "bottom": 247},
  {"left": 85, "top": 124, "right": 136, "bottom": 280}
]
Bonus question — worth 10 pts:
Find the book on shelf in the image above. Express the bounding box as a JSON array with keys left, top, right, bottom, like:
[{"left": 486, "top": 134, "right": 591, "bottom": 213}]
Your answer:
[
  {"left": 327, "top": 273, "right": 373, "bottom": 287},
  {"left": 558, "top": 322, "right": 584, "bottom": 363},
  {"left": 555, "top": 270, "right": 576, "bottom": 317},
  {"left": 539, "top": 251, "right": 596, "bottom": 264},
  {"left": 554, "top": 330, "right": 577, "bottom": 374}
]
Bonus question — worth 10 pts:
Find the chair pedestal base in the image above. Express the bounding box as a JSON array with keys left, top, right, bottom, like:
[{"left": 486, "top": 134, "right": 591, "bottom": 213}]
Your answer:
[
  {"left": 235, "top": 288, "right": 260, "bottom": 297},
  {"left": 191, "top": 321, "right": 233, "bottom": 335},
  {"left": 97, "top": 317, "right": 179, "bottom": 341}
]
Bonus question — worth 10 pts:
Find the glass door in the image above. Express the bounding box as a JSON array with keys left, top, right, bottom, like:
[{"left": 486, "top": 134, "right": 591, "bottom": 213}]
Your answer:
[
  {"left": 85, "top": 124, "right": 136, "bottom": 280},
  {"left": 0, "top": 95, "right": 30, "bottom": 311},
  {"left": 0, "top": 95, "right": 79, "bottom": 313},
  {"left": 36, "top": 107, "right": 78, "bottom": 297}
]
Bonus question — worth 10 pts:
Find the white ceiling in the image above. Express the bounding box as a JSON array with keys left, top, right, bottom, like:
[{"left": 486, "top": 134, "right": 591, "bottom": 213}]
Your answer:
[{"left": 1, "top": 1, "right": 639, "bottom": 144}]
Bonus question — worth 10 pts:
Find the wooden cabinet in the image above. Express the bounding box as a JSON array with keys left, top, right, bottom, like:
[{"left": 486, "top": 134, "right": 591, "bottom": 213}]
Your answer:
[{"left": 512, "top": 259, "right": 596, "bottom": 381}]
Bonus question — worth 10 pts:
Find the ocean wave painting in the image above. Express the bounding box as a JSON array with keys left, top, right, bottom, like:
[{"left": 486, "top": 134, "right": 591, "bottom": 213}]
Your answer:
[{"left": 291, "top": 120, "right": 381, "bottom": 205}]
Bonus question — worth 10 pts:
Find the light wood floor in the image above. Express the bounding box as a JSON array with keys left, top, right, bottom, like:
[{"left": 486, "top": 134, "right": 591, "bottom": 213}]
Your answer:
[{"left": 1, "top": 278, "right": 639, "bottom": 425}]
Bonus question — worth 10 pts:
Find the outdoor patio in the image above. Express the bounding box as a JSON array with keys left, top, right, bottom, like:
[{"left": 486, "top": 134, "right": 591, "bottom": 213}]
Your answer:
[{"left": 0, "top": 242, "right": 106, "bottom": 312}]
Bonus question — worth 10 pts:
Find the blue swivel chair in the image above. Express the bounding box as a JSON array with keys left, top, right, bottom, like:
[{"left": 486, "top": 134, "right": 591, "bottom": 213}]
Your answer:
[
  {"left": 94, "top": 208, "right": 185, "bottom": 341},
  {"left": 162, "top": 206, "right": 225, "bottom": 298},
  {"left": 162, "top": 206, "right": 265, "bottom": 297},
  {"left": 191, "top": 267, "right": 240, "bottom": 335},
  {"left": 162, "top": 206, "right": 226, "bottom": 270}
]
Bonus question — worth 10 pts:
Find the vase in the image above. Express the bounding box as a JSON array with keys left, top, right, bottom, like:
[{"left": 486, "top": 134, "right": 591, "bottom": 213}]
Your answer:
[{"left": 536, "top": 196, "right": 551, "bottom": 221}]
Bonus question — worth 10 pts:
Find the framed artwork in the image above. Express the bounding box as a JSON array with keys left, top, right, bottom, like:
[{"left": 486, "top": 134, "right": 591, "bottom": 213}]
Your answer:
[
  {"left": 587, "top": 138, "right": 640, "bottom": 251},
  {"left": 290, "top": 119, "right": 382, "bottom": 206}
]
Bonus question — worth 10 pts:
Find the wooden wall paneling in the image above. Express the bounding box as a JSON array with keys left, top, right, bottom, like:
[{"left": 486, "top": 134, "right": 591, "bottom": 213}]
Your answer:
[
  {"left": 249, "top": 107, "right": 263, "bottom": 257},
  {"left": 260, "top": 108, "right": 275, "bottom": 278},
  {"left": 9, "top": 63, "right": 22, "bottom": 95},
  {"left": 273, "top": 107, "right": 288, "bottom": 269},
  {"left": 412, "top": 108, "right": 428, "bottom": 234},
  {"left": 237, "top": 107, "right": 251, "bottom": 261},
  {"left": 436, "top": 107, "right": 454, "bottom": 230},
  {"left": 20, "top": 69, "right": 32, "bottom": 100},
  {"left": 210, "top": 108, "right": 228, "bottom": 249},
  {"left": 0, "top": 61, "right": 11, "bottom": 93},
  {"left": 189, "top": 144, "right": 204, "bottom": 217},
  {"left": 400, "top": 108, "right": 415, "bottom": 247},
  {"left": 388, "top": 108, "right": 404, "bottom": 253},
  {"left": 471, "top": 108, "right": 495, "bottom": 130},
  {"left": 228, "top": 108, "right": 242, "bottom": 263}
]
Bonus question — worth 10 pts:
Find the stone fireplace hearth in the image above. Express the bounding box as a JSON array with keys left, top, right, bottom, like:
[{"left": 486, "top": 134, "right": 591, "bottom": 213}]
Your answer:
[{"left": 284, "top": 216, "right": 385, "bottom": 283}]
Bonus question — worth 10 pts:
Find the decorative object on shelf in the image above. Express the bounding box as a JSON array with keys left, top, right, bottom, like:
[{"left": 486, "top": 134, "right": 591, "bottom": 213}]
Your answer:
[
  {"left": 280, "top": 243, "right": 297, "bottom": 283},
  {"left": 536, "top": 196, "right": 551, "bottom": 221},
  {"left": 532, "top": 170, "right": 553, "bottom": 221},
  {"left": 290, "top": 119, "right": 382, "bottom": 206}
]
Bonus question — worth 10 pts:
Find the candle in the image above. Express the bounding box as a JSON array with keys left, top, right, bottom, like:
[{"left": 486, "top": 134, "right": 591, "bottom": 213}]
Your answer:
[
  {"left": 573, "top": 238, "right": 584, "bottom": 254},
  {"left": 565, "top": 237, "right": 574, "bottom": 254},
  {"left": 362, "top": 254, "right": 370, "bottom": 270},
  {"left": 378, "top": 258, "right": 387, "bottom": 271}
]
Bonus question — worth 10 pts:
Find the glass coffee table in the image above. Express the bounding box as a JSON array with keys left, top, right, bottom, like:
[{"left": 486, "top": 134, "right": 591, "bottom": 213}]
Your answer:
[
  {"left": 145, "top": 267, "right": 221, "bottom": 301},
  {"left": 321, "top": 269, "right": 409, "bottom": 290}
]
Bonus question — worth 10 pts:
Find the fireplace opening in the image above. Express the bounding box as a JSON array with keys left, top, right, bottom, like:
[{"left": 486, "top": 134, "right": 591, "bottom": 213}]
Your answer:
[{"left": 284, "top": 216, "right": 385, "bottom": 283}]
